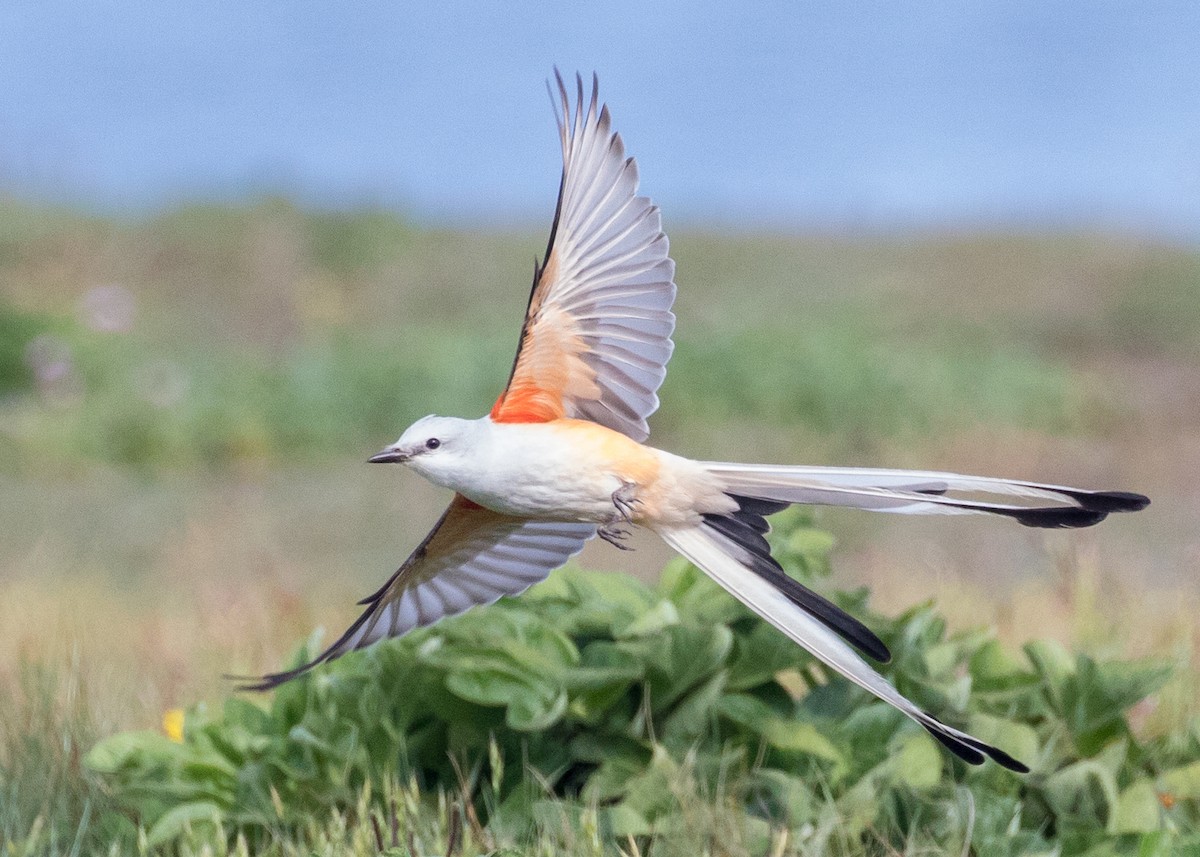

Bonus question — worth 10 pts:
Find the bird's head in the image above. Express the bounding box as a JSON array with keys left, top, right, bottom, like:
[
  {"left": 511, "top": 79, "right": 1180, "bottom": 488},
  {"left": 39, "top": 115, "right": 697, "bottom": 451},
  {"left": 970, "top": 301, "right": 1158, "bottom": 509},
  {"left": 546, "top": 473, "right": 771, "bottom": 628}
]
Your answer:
[{"left": 368, "top": 415, "right": 479, "bottom": 486}]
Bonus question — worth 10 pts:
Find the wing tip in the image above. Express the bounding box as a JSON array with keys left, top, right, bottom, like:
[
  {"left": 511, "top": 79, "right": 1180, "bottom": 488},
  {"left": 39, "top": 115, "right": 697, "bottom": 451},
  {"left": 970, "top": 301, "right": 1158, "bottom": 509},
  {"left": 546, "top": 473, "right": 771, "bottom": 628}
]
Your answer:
[{"left": 225, "top": 661, "right": 322, "bottom": 693}]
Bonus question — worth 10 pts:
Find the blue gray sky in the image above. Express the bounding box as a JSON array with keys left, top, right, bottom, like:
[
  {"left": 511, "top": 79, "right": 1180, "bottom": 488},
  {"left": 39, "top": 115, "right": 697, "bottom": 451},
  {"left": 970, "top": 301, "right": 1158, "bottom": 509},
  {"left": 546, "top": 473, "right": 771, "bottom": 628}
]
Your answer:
[{"left": 2, "top": 2, "right": 1198, "bottom": 238}]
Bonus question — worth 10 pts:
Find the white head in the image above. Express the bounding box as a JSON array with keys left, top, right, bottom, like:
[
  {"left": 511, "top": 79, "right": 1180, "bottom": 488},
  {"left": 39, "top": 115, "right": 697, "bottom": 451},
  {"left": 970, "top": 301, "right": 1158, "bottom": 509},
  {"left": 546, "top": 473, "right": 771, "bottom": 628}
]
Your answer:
[{"left": 368, "top": 414, "right": 481, "bottom": 489}]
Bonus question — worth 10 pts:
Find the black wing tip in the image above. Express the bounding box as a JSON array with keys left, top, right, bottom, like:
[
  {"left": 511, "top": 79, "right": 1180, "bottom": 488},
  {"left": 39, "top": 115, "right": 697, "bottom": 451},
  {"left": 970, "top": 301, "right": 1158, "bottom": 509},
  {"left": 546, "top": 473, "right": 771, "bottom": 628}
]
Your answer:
[
  {"left": 923, "top": 722, "right": 1030, "bottom": 773},
  {"left": 224, "top": 669, "right": 307, "bottom": 693}
]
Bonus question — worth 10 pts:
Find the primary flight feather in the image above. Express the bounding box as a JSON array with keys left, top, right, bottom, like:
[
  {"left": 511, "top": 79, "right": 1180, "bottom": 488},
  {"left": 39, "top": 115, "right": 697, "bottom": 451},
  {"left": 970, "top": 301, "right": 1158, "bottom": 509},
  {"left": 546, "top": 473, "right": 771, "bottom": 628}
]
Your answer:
[{"left": 245, "top": 72, "right": 1148, "bottom": 772}]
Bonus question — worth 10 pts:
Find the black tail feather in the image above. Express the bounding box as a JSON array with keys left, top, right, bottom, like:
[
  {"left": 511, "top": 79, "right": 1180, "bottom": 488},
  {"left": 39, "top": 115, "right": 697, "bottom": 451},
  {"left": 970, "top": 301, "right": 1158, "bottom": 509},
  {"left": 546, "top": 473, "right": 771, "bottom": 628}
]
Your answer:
[
  {"left": 1056, "top": 489, "right": 1150, "bottom": 514},
  {"left": 924, "top": 716, "right": 1030, "bottom": 773},
  {"left": 703, "top": 494, "right": 891, "bottom": 664}
]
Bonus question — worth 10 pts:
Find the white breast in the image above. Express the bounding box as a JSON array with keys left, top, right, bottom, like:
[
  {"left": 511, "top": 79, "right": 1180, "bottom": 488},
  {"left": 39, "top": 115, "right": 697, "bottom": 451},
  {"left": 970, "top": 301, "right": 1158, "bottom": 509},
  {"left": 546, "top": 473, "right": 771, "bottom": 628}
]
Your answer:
[{"left": 438, "top": 421, "right": 628, "bottom": 522}]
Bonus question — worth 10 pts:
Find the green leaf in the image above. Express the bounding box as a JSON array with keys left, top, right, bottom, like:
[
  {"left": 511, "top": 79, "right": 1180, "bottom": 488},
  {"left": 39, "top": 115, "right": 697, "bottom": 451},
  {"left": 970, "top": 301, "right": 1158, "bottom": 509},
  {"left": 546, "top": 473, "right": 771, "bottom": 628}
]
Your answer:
[
  {"left": 1110, "top": 780, "right": 1163, "bottom": 835},
  {"left": 445, "top": 664, "right": 539, "bottom": 707},
  {"left": 1024, "top": 637, "right": 1075, "bottom": 710},
  {"left": 885, "top": 731, "right": 942, "bottom": 789},
  {"left": 659, "top": 557, "right": 743, "bottom": 624},
  {"left": 506, "top": 686, "right": 568, "bottom": 732},
  {"left": 615, "top": 598, "right": 680, "bottom": 637},
  {"left": 748, "top": 769, "right": 816, "bottom": 825},
  {"left": 661, "top": 671, "right": 726, "bottom": 746},
  {"left": 1058, "top": 656, "right": 1171, "bottom": 755},
  {"left": 599, "top": 803, "right": 652, "bottom": 837},
  {"left": 84, "top": 730, "right": 181, "bottom": 773},
  {"left": 145, "top": 801, "right": 223, "bottom": 847},
  {"left": 970, "top": 638, "right": 1028, "bottom": 686},
  {"left": 636, "top": 623, "right": 733, "bottom": 709},
  {"left": 726, "top": 621, "right": 807, "bottom": 691},
  {"left": 966, "top": 711, "right": 1040, "bottom": 771},
  {"left": 1160, "top": 760, "right": 1200, "bottom": 799},
  {"left": 718, "top": 694, "right": 844, "bottom": 766},
  {"left": 1043, "top": 750, "right": 1123, "bottom": 828}
]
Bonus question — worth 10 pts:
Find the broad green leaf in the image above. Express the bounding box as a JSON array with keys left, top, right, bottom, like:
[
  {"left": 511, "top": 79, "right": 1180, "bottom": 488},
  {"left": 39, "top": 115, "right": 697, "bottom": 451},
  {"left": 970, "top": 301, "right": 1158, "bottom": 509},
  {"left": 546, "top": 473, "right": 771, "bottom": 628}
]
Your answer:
[
  {"left": 568, "top": 733, "right": 649, "bottom": 765},
  {"left": 718, "top": 694, "right": 844, "bottom": 766},
  {"left": 748, "top": 769, "right": 816, "bottom": 825},
  {"left": 444, "top": 664, "right": 539, "bottom": 706},
  {"left": 659, "top": 557, "right": 743, "bottom": 624},
  {"left": 1044, "top": 754, "right": 1122, "bottom": 827},
  {"left": 784, "top": 526, "right": 836, "bottom": 560},
  {"left": 599, "top": 803, "right": 652, "bottom": 837},
  {"left": 726, "top": 621, "right": 808, "bottom": 691},
  {"left": 661, "top": 671, "right": 726, "bottom": 746},
  {"left": 145, "top": 801, "right": 223, "bottom": 847},
  {"left": 923, "top": 639, "right": 963, "bottom": 678},
  {"left": 1109, "top": 779, "right": 1163, "bottom": 834},
  {"left": 84, "top": 730, "right": 181, "bottom": 773},
  {"left": 637, "top": 623, "right": 733, "bottom": 709},
  {"left": 966, "top": 711, "right": 1040, "bottom": 771},
  {"left": 506, "top": 686, "right": 567, "bottom": 731},
  {"left": 615, "top": 598, "right": 680, "bottom": 638},
  {"left": 1133, "top": 831, "right": 1178, "bottom": 857},
  {"left": 970, "top": 638, "right": 1028, "bottom": 687},
  {"left": 1160, "top": 760, "right": 1200, "bottom": 799},
  {"left": 886, "top": 731, "right": 942, "bottom": 789},
  {"left": 584, "top": 756, "right": 646, "bottom": 802},
  {"left": 1024, "top": 638, "right": 1075, "bottom": 711},
  {"left": 1058, "top": 657, "right": 1170, "bottom": 755}
]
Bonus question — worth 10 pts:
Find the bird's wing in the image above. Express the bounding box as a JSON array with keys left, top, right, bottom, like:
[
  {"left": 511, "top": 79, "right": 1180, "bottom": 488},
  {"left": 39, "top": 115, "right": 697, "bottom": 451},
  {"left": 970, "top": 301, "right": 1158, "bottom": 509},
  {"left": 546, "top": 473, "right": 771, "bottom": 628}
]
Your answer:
[
  {"left": 490, "top": 71, "right": 676, "bottom": 442},
  {"left": 243, "top": 495, "right": 595, "bottom": 690}
]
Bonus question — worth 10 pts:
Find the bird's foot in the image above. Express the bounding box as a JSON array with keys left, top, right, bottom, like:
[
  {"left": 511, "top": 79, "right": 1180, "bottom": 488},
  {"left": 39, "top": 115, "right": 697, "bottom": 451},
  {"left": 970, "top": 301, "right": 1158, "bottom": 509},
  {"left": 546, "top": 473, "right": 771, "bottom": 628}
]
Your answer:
[
  {"left": 612, "top": 481, "right": 641, "bottom": 523},
  {"left": 598, "top": 523, "right": 635, "bottom": 551}
]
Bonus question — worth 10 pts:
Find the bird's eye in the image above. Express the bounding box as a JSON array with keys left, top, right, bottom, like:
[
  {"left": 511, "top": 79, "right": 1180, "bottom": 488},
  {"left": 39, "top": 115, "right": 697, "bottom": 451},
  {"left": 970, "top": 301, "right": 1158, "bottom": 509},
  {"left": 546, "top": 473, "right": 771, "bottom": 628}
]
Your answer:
[{"left": 425, "top": 438, "right": 441, "bottom": 450}]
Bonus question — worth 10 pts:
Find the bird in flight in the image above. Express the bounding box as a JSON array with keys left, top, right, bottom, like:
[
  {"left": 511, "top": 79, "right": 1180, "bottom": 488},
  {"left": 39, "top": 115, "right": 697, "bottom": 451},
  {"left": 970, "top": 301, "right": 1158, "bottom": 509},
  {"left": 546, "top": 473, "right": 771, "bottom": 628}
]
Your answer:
[{"left": 246, "top": 72, "right": 1148, "bottom": 771}]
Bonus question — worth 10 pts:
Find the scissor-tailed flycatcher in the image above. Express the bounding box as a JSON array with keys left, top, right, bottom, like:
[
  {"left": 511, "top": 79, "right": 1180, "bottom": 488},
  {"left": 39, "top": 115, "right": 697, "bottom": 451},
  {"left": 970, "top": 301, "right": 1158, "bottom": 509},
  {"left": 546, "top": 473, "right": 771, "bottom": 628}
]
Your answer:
[{"left": 246, "top": 73, "right": 1148, "bottom": 771}]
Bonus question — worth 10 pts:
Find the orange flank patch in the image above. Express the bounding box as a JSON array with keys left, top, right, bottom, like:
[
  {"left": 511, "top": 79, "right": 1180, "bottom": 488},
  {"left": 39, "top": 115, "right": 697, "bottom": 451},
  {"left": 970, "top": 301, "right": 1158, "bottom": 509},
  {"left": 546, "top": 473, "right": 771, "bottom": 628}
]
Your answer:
[{"left": 547, "top": 418, "right": 662, "bottom": 484}]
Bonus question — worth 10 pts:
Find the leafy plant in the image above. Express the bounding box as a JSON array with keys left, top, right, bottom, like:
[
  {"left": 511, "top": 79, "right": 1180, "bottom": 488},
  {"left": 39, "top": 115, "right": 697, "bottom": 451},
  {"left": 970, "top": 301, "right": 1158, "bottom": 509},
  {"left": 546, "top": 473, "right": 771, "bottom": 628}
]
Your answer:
[{"left": 84, "top": 510, "right": 1197, "bottom": 853}]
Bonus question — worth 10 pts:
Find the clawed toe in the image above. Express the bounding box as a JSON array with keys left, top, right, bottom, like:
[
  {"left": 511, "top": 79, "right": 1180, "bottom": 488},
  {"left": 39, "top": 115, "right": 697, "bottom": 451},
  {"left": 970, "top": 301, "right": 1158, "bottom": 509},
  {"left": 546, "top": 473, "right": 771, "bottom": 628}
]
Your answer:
[
  {"left": 612, "top": 481, "right": 642, "bottom": 523},
  {"left": 598, "top": 524, "right": 635, "bottom": 551}
]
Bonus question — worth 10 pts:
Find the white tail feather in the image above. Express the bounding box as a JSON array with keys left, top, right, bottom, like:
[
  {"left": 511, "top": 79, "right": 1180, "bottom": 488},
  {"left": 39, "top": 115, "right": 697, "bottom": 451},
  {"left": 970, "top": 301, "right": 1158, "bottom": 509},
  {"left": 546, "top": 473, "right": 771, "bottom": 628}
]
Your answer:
[
  {"left": 658, "top": 524, "right": 1027, "bottom": 769},
  {"left": 700, "top": 462, "right": 1147, "bottom": 527}
]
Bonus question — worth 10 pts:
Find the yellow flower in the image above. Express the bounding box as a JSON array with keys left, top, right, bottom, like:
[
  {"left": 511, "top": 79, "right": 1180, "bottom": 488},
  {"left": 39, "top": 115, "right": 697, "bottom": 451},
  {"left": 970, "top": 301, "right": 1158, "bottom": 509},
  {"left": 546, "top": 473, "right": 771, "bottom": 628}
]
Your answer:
[{"left": 162, "top": 708, "right": 185, "bottom": 742}]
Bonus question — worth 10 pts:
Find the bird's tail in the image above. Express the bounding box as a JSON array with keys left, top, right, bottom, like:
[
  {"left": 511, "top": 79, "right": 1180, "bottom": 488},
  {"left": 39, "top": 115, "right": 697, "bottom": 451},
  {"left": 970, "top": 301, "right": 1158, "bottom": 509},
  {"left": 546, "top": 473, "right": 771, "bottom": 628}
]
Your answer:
[
  {"left": 700, "top": 462, "right": 1148, "bottom": 528},
  {"left": 658, "top": 523, "right": 1029, "bottom": 771}
]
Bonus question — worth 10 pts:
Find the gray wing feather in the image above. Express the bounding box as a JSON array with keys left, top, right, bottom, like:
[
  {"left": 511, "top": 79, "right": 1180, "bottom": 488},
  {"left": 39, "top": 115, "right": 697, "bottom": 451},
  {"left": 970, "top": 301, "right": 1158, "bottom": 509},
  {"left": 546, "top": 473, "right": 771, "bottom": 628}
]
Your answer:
[
  {"left": 243, "top": 510, "right": 595, "bottom": 689},
  {"left": 536, "top": 72, "right": 676, "bottom": 440}
]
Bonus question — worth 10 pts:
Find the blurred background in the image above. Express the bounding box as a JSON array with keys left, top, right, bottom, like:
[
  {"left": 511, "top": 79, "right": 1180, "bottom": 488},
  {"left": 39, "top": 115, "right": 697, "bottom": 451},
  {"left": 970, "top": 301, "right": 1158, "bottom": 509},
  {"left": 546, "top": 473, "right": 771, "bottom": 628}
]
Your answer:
[{"left": 1, "top": 1, "right": 1197, "bottom": 729}]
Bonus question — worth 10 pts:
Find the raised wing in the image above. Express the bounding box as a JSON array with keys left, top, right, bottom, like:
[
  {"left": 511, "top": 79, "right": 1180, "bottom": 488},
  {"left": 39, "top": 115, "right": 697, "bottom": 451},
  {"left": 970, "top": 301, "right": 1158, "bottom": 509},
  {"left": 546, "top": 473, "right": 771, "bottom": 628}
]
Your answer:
[
  {"left": 490, "top": 71, "right": 677, "bottom": 442},
  {"left": 243, "top": 496, "right": 595, "bottom": 690}
]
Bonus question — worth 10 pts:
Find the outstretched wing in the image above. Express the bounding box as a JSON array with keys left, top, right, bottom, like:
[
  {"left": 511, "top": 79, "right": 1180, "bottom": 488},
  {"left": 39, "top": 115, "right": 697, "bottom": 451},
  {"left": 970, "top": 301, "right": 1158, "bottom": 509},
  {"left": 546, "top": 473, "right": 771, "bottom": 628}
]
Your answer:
[
  {"left": 243, "top": 496, "right": 595, "bottom": 690},
  {"left": 490, "top": 71, "right": 677, "bottom": 442}
]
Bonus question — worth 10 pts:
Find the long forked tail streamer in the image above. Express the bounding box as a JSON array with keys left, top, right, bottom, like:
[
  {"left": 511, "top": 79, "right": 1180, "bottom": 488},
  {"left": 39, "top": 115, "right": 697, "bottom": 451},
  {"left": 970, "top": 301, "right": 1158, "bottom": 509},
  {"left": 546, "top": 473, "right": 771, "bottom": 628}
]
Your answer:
[
  {"left": 701, "top": 463, "right": 1148, "bottom": 529},
  {"left": 658, "top": 525, "right": 1029, "bottom": 771}
]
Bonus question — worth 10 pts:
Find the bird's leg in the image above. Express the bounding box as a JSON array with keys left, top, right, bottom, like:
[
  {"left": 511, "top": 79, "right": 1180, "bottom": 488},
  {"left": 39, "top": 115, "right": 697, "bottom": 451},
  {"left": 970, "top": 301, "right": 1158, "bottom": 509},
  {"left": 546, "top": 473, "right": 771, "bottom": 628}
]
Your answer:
[
  {"left": 598, "top": 481, "right": 641, "bottom": 551},
  {"left": 612, "top": 481, "right": 641, "bottom": 522}
]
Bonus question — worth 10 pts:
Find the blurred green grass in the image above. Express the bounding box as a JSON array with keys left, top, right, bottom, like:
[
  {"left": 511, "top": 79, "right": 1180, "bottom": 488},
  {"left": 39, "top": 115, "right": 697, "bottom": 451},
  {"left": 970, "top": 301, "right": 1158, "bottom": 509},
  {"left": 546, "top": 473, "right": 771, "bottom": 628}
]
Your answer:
[{"left": 8, "top": 195, "right": 1195, "bottom": 472}]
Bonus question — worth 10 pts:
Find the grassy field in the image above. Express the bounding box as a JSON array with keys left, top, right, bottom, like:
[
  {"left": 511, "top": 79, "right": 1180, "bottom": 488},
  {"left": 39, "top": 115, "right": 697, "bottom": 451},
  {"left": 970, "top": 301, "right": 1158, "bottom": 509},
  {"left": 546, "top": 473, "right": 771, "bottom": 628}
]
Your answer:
[{"left": 1, "top": 195, "right": 1197, "bottom": 853}]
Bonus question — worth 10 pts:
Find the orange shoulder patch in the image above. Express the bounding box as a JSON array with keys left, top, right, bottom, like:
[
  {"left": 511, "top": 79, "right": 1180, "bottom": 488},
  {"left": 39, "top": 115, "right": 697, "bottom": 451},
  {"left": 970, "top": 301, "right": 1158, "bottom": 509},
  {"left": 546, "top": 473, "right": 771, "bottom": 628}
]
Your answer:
[{"left": 489, "top": 383, "right": 566, "bottom": 424}]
